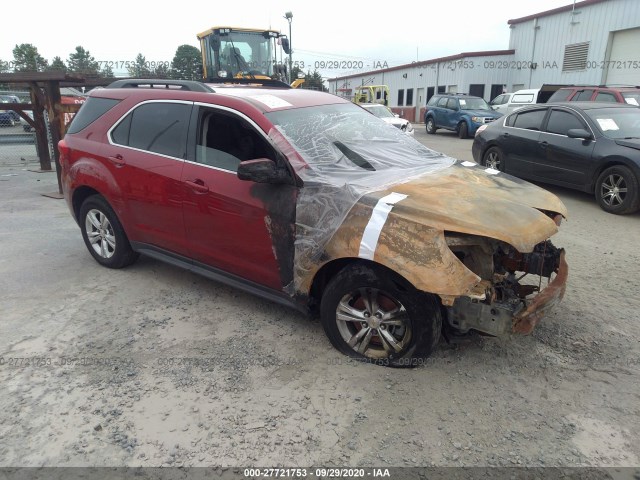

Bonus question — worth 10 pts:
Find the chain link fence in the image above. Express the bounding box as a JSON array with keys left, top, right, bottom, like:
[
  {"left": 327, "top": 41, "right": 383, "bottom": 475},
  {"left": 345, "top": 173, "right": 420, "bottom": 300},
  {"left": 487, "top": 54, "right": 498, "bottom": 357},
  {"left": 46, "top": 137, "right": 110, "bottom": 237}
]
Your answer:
[
  {"left": 0, "top": 89, "right": 55, "bottom": 169},
  {"left": 0, "top": 90, "right": 69, "bottom": 169}
]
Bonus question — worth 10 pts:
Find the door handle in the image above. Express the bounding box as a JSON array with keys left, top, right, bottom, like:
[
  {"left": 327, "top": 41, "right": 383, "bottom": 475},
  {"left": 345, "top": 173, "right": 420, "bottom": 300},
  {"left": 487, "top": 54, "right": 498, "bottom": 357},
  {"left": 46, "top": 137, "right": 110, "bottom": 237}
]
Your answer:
[
  {"left": 539, "top": 141, "right": 548, "bottom": 149},
  {"left": 107, "top": 154, "right": 125, "bottom": 167},
  {"left": 501, "top": 132, "right": 510, "bottom": 137},
  {"left": 185, "top": 179, "right": 209, "bottom": 193}
]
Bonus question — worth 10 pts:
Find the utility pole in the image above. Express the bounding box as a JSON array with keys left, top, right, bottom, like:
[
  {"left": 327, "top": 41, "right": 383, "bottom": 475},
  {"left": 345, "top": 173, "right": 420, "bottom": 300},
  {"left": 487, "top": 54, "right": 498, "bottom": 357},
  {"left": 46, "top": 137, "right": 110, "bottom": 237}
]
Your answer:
[{"left": 284, "top": 11, "right": 293, "bottom": 83}]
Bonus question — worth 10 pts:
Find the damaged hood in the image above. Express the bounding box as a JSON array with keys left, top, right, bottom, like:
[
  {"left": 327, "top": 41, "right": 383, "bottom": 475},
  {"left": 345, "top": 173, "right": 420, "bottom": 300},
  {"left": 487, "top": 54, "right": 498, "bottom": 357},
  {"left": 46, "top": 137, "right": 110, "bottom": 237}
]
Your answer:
[{"left": 364, "top": 162, "right": 567, "bottom": 253}]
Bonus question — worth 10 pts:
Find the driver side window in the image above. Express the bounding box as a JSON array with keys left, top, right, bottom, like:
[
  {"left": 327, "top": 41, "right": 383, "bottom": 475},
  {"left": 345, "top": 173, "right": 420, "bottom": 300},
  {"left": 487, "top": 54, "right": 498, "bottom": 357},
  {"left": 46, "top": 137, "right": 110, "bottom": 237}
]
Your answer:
[{"left": 193, "top": 108, "right": 276, "bottom": 172}]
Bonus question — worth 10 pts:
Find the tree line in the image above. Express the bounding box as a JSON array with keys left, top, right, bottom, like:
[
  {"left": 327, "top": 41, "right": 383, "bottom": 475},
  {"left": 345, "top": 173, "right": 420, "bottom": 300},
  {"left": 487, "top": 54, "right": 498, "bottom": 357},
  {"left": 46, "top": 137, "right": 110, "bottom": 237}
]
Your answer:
[
  {"left": 0, "top": 44, "right": 203, "bottom": 80},
  {"left": 1, "top": 44, "right": 327, "bottom": 90}
]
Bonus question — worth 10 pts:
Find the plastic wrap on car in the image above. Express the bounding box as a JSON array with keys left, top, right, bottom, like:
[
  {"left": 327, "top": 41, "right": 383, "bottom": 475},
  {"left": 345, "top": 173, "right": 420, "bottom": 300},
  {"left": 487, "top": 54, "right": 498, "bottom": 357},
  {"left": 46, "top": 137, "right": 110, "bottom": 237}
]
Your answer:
[{"left": 265, "top": 106, "right": 456, "bottom": 295}]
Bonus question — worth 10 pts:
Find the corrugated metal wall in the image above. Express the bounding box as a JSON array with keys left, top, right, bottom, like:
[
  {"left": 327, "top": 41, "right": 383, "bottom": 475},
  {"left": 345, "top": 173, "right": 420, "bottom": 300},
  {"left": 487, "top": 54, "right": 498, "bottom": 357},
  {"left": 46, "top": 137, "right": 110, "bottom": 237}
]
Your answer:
[{"left": 329, "top": 0, "right": 640, "bottom": 114}]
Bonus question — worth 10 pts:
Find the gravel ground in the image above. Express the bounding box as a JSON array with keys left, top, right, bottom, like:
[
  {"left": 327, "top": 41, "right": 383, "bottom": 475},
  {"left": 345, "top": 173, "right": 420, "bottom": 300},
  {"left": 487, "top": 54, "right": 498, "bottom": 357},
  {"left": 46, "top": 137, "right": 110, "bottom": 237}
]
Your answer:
[{"left": 1, "top": 131, "right": 639, "bottom": 472}]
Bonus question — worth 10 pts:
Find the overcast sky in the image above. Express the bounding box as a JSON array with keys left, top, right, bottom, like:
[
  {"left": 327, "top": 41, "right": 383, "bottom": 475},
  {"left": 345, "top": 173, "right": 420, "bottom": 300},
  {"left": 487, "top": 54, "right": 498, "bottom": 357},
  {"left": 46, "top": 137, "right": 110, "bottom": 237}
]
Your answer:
[{"left": 3, "top": 0, "right": 577, "bottom": 78}]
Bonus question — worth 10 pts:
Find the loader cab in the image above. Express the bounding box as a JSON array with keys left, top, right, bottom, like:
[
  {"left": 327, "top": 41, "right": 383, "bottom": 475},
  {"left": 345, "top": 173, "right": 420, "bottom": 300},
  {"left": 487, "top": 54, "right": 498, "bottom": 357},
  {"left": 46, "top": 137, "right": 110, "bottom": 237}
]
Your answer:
[{"left": 198, "top": 26, "right": 290, "bottom": 83}]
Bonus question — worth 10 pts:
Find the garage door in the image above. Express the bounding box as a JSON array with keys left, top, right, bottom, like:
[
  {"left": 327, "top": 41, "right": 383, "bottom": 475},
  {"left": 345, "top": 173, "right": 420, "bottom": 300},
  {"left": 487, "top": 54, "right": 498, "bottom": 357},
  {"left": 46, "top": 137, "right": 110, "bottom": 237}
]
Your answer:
[{"left": 605, "top": 28, "right": 640, "bottom": 85}]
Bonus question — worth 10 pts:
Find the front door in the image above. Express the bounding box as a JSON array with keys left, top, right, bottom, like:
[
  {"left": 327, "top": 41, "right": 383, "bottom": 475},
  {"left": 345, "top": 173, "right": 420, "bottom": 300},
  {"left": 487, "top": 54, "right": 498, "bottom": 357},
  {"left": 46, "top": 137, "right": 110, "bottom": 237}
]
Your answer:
[
  {"left": 535, "top": 108, "right": 595, "bottom": 186},
  {"left": 181, "top": 105, "right": 297, "bottom": 290}
]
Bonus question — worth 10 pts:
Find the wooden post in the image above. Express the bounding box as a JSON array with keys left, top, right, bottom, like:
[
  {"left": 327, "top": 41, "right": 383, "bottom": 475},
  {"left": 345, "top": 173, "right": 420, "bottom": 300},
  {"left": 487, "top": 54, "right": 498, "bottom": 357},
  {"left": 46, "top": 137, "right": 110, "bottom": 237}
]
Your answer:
[
  {"left": 44, "top": 81, "right": 64, "bottom": 193},
  {"left": 29, "top": 82, "right": 52, "bottom": 171}
]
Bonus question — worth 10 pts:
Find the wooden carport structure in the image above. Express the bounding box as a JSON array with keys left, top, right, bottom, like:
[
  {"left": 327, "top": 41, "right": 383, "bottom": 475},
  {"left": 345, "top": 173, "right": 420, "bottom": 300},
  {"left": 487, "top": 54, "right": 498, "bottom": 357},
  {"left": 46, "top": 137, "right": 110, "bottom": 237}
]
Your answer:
[{"left": 0, "top": 72, "right": 113, "bottom": 193}]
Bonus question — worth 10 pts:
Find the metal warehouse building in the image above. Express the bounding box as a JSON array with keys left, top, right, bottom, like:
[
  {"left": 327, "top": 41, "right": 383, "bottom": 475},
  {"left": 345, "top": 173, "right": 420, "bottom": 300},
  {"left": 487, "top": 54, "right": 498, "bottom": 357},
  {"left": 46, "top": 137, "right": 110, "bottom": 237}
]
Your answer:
[{"left": 328, "top": 0, "right": 640, "bottom": 123}]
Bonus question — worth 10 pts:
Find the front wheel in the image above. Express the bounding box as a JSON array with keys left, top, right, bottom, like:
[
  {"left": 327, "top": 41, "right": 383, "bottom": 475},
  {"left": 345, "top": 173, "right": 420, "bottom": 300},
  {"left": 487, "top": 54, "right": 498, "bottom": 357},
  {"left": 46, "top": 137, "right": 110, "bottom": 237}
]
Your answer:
[
  {"left": 458, "top": 121, "right": 469, "bottom": 139},
  {"left": 425, "top": 117, "right": 437, "bottom": 134},
  {"left": 320, "top": 263, "right": 442, "bottom": 367},
  {"left": 595, "top": 165, "right": 640, "bottom": 214},
  {"left": 79, "top": 195, "right": 139, "bottom": 268}
]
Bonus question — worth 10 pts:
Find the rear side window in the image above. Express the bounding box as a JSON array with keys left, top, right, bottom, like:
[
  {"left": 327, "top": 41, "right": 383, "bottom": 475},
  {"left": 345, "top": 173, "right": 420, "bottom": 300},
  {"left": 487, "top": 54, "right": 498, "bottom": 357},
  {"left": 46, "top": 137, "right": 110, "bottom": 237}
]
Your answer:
[
  {"left": 67, "top": 97, "right": 120, "bottom": 134},
  {"left": 513, "top": 109, "right": 547, "bottom": 131},
  {"left": 111, "top": 102, "right": 191, "bottom": 158},
  {"left": 437, "top": 97, "right": 448, "bottom": 108},
  {"left": 548, "top": 89, "right": 573, "bottom": 102},
  {"left": 512, "top": 94, "right": 534, "bottom": 104},
  {"left": 574, "top": 89, "right": 594, "bottom": 101}
]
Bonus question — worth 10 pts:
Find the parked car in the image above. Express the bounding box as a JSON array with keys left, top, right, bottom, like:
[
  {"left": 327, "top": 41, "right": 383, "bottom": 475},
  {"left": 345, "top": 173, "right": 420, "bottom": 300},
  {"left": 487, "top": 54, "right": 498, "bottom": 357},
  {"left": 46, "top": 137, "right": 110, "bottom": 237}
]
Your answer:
[
  {"left": 424, "top": 93, "right": 502, "bottom": 139},
  {"left": 20, "top": 110, "right": 34, "bottom": 132},
  {"left": 360, "top": 103, "right": 414, "bottom": 135},
  {"left": 472, "top": 102, "right": 640, "bottom": 214},
  {"left": 60, "top": 78, "right": 568, "bottom": 366},
  {"left": 547, "top": 85, "right": 640, "bottom": 106},
  {"left": 504, "top": 84, "right": 566, "bottom": 114},
  {"left": 489, "top": 92, "right": 514, "bottom": 114},
  {"left": 0, "top": 95, "right": 21, "bottom": 127}
]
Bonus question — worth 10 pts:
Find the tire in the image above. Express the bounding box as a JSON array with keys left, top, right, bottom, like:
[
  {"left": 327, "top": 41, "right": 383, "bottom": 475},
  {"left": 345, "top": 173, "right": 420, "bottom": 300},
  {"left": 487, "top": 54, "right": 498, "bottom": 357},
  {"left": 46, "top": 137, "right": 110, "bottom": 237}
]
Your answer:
[
  {"left": 79, "top": 195, "right": 139, "bottom": 268},
  {"left": 458, "top": 121, "right": 469, "bottom": 139},
  {"left": 482, "top": 146, "right": 505, "bottom": 172},
  {"left": 425, "top": 117, "right": 437, "bottom": 134},
  {"left": 595, "top": 165, "right": 640, "bottom": 215},
  {"left": 320, "top": 263, "right": 442, "bottom": 367}
]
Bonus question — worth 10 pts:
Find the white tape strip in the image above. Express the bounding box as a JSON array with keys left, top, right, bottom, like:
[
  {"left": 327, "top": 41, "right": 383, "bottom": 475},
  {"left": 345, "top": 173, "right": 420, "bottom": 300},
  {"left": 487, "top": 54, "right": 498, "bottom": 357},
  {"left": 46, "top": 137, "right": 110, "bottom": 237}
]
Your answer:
[{"left": 358, "top": 192, "right": 408, "bottom": 260}]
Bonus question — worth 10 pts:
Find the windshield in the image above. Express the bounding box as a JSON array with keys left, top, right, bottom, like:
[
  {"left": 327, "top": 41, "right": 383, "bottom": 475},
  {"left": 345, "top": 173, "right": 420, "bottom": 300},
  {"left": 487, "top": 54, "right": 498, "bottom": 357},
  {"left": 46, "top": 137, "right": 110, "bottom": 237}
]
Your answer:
[
  {"left": 266, "top": 103, "right": 452, "bottom": 188},
  {"left": 214, "top": 31, "right": 275, "bottom": 77},
  {"left": 586, "top": 107, "right": 640, "bottom": 139},
  {"left": 622, "top": 91, "right": 640, "bottom": 106},
  {"left": 459, "top": 98, "right": 491, "bottom": 110},
  {"left": 364, "top": 105, "right": 394, "bottom": 119}
]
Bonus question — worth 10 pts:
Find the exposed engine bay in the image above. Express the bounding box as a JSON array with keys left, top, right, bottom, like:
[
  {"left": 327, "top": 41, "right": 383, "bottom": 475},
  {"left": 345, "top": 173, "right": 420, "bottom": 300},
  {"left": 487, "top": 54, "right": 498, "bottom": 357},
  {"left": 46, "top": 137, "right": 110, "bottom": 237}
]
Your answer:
[{"left": 445, "top": 233, "right": 567, "bottom": 336}]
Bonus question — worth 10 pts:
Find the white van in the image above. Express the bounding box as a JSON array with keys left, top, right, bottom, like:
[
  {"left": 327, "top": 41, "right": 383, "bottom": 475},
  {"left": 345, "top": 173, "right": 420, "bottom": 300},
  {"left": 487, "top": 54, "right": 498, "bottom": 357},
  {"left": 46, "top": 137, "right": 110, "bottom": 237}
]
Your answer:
[
  {"left": 504, "top": 84, "right": 566, "bottom": 113},
  {"left": 489, "top": 92, "right": 515, "bottom": 114}
]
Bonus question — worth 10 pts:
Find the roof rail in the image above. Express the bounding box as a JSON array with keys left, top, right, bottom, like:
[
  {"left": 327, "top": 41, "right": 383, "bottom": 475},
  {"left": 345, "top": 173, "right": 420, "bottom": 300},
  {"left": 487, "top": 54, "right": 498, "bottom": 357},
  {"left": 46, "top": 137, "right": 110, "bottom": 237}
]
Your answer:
[
  {"left": 106, "top": 79, "right": 214, "bottom": 92},
  {"left": 207, "top": 77, "right": 291, "bottom": 88}
]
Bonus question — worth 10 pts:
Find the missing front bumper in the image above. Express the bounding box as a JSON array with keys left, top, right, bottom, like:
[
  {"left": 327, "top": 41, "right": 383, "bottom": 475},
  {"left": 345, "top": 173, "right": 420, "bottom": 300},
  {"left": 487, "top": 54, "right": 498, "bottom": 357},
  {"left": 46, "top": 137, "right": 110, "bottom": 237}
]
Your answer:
[{"left": 446, "top": 250, "right": 568, "bottom": 336}]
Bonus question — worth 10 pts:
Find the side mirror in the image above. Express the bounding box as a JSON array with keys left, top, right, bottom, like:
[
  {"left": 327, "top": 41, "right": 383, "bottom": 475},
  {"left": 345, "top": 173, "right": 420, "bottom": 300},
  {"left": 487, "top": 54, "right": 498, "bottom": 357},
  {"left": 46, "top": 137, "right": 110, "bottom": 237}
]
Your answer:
[
  {"left": 394, "top": 113, "right": 400, "bottom": 118},
  {"left": 237, "top": 158, "right": 291, "bottom": 184},
  {"left": 567, "top": 128, "right": 592, "bottom": 140},
  {"left": 281, "top": 38, "right": 291, "bottom": 55}
]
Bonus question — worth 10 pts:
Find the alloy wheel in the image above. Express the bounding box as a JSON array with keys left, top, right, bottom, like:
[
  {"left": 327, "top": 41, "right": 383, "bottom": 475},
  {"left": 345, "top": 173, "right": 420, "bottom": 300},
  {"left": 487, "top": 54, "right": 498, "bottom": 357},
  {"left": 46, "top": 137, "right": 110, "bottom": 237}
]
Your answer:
[
  {"left": 600, "top": 174, "right": 627, "bottom": 207},
  {"left": 335, "top": 287, "right": 411, "bottom": 360},
  {"left": 85, "top": 209, "right": 116, "bottom": 259}
]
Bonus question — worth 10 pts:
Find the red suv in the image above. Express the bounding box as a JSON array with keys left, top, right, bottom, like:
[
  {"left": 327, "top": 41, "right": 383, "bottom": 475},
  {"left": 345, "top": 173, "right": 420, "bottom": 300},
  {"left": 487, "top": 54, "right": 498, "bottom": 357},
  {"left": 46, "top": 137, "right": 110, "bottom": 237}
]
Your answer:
[
  {"left": 548, "top": 85, "right": 640, "bottom": 106},
  {"left": 59, "top": 79, "right": 569, "bottom": 367}
]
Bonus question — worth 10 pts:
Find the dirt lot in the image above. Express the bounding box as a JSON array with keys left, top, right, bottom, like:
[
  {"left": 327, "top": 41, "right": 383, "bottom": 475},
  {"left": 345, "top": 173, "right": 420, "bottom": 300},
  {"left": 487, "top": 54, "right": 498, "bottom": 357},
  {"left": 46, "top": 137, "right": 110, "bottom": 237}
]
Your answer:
[{"left": 1, "top": 130, "right": 640, "bottom": 470}]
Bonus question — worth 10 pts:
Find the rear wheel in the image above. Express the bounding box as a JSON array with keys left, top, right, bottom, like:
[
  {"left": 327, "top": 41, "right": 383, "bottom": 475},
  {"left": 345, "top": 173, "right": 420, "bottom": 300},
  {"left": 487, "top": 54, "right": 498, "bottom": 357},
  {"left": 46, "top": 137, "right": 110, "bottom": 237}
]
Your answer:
[
  {"left": 595, "top": 165, "right": 640, "bottom": 214},
  {"left": 79, "top": 195, "right": 139, "bottom": 268},
  {"left": 320, "top": 263, "right": 441, "bottom": 367},
  {"left": 425, "top": 117, "right": 437, "bottom": 134},
  {"left": 458, "top": 121, "right": 469, "bottom": 139},
  {"left": 482, "top": 146, "right": 504, "bottom": 172}
]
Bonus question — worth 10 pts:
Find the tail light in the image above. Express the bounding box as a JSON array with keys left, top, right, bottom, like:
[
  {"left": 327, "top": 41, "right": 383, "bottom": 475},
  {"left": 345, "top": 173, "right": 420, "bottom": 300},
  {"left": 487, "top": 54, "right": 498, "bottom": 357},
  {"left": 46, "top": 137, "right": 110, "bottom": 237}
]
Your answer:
[{"left": 58, "top": 139, "right": 70, "bottom": 170}]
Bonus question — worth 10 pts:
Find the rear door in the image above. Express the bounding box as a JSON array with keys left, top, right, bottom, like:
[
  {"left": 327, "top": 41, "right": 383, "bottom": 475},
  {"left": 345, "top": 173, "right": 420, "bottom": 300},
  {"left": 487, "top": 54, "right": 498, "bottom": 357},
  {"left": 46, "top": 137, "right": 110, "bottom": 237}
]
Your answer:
[
  {"left": 534, "top": 107, "right": 595, "bottom": 186},
  {"left": 500, "top": 107, "right": 548, "bottom": 178},
  {"left": 180, "top": 104, "right": 297, "bottom": 290},
  {"left": 446, "top": 97, "right": 460, "bottom": 129},
  {"left": 105, "top": 100, "right": 192, "bottom": 255}
]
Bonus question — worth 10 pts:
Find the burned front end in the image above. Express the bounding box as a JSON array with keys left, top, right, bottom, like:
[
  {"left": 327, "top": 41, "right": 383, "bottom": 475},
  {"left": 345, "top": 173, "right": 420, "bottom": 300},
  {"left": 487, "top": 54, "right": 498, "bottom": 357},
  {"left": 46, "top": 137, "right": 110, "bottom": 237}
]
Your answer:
[{"left": 445, "top": 233, "right": 568, "bottom": 336}]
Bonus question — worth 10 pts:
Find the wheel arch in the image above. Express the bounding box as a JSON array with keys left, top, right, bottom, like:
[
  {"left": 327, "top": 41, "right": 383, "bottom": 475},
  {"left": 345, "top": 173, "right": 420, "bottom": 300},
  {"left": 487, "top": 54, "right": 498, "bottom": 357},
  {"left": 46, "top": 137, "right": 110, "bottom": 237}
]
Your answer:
[
  {"left": 72, "top": 186, "right": 102, "bottom": 221},
  {"left": 308, "top": 257, "right": 417, "bottom": 313},
  {"left": 591, "top": 157, "right": 640, "bottom": 193}
]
